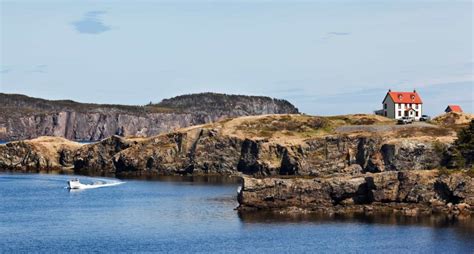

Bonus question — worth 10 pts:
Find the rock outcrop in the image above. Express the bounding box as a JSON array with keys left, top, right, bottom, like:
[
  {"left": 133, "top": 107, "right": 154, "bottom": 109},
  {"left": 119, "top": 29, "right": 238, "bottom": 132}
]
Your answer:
[
  {"left": 1, "top": 113, "right": 471, "bottom": 216},
  {"left": 0, "top": 114, "right": 456, "bottom": 178},
  {"left": 237, "top": 171, "right": 473, "bottom": 216},
  {"left": 73, "top": 135, "right": 140, "bottom": 176},
  {"left": 78, "top": 115, "right": 453, "bottom": 178},
  {"left": 0, "top": 136, "right": 82, "bottom": 172},
  {"left": 0, "top": 92, "right": 298, "bottom": 141}
]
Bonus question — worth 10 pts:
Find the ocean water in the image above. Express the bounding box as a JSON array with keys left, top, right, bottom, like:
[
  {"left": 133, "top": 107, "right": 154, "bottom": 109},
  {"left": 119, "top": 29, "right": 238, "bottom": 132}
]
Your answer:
[{"left": 0, "top": 173, "right": 473, "bottom": 253}]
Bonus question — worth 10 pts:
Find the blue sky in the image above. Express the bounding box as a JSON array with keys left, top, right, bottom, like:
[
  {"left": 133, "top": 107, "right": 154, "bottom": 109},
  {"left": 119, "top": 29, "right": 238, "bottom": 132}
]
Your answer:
[{"left": 1, "top": 0, "right": 472, "bottom": 116}]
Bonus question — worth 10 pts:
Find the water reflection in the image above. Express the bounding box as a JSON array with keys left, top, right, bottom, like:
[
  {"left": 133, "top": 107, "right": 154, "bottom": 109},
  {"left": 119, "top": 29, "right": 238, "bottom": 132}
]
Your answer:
[
  {"left": 118, "top": 174, "right": 242, "bottom": 185},
  {"left": 238, "top": 211, "right": 474, "bottom": 240},
  {"left": 2, "top": 173, "right": 473, "bottom": 252}
]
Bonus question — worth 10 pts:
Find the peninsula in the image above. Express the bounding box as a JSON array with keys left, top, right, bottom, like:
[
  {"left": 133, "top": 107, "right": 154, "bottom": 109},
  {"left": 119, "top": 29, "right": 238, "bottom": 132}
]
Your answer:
[
  {"left": 0, "top": 92, "right": 298, "bottom": 141},
  {"left": 1, "top": 101, "right": 473, "bottom": 217}
]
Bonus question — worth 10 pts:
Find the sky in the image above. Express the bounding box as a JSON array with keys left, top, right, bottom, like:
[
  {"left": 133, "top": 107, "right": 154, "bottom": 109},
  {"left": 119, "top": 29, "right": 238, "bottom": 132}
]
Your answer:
[{"left": 0, "top": 0, "right": 472, "bottom": 116}]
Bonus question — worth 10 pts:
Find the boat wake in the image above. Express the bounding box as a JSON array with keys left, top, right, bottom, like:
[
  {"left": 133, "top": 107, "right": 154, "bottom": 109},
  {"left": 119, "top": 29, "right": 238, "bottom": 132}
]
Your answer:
[{"left": 67, "top": 178, "right": 124, "bottom": 190}]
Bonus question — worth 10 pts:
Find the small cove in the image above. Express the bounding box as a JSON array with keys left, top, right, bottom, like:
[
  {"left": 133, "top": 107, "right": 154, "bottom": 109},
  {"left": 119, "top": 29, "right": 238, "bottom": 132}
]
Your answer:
[{"left": 0, "top": 173, "right": 473, "bottom": 253}]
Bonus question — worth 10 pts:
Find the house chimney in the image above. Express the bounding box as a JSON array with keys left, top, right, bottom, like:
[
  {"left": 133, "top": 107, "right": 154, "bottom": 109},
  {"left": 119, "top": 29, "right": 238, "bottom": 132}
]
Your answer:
[
  {"left": 388, "top": 89, "right": 391, "bottom": 92},
  {"left": 413, "top": 89, "right": 416, "bottom": 93}
]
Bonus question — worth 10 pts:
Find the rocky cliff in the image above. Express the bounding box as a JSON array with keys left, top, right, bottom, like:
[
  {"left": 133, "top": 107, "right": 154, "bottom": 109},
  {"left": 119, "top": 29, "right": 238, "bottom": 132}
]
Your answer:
[
  {"left": 74, "top": 114, "right": 456, "bottom": 178},
  {"left": 0, "top": 114, "right": 456, "bottom": 176},
  {"left": 1, "top": 114, "right": 472, "bottom": 216},
  {"left": 0, "top": 93, "right": 298, "bottom": 141},
  {"left": 237, "top": 171, "right": 473, "bottom": 216},
  {"left": 0, "top": 136, "right": 81, "bottom": 172}
]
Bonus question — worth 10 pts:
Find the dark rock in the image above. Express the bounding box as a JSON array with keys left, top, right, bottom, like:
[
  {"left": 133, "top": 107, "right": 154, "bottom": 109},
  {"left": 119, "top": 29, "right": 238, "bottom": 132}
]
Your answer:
[
  {"left": 237, "top": 171, "right": 473, "bottom": 216},
  {"left": 0, "top": 92, "right": 298, "bottom": 141},
  {"left": 0, "top": 137, "right": 81, "bottom": 171},
  {"left": 237, "top": 139, "right": 262, "bottom": 175},
  {"left": 73, "top": 135, "right": 135, "bottom": 176}
]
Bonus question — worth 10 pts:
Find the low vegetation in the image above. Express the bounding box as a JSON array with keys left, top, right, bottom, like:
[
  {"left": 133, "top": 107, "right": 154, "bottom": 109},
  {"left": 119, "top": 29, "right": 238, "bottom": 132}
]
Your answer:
[
  {"left": 0, "top": 92, "right": 299, "bottom": 118},
  {"left": 436, "top": 120, "right": 474, "bottom": 170},
  {"left": 432, "top": 112, "right": 474, "bottom": 127},
  {"left": 451, "top": 120, "right": 474, "bottom": 168},
  {"left": 394, "top": 126, "right": 453, "bottom": 138},
  {"left": 210, "top": 114, "right": 402, "bottom": 142},
  {"left": 438, "top": 168, "right": 474, "bottom": 178},
  {"left": 0, "top": 93, "right": 177, "bottom": 117},
  {"left": 233, "top": 115, "right": 332, "bottom": 139},
  {"left": 155, "top": 92, "right": 298, "bottom": 114},
  {"left": 327, "top": 114, "right": 394, "bottom": 125}
]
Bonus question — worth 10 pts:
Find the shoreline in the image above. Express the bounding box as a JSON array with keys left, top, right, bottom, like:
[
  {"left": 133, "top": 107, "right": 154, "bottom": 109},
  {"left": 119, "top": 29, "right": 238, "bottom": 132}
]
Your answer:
[
  {"left": 1, "top": 114, "right": 473, "bottom": 218},
  {"left": 237, "top": 171, "right": 473, "bottom": 217},
  {"left": 1, "top": 170, "right": 472, "bottom": 218}
]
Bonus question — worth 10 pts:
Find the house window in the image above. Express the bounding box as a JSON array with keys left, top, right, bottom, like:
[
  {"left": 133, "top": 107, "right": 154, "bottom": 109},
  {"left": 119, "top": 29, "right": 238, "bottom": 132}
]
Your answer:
[
  {"left": 416, "top": 112, "right": 419, "bottom": 117},
  {"left": 384, "top": 111, "right": 387, "bottom": 117},
  {"left": 398, "top": 111, "right": 401, "bottom": 117},
  {"left": 409, "top": 103, "right": 412, "bottom": 108},
  {"left": 384, "top": 103, "right": 387, "bottom": 109},
  {"left": 398, "top": 104, "right": 401, "bottom": 109},
  {"left": 415, "top": 104, "right": 418, "bottom": 109}
]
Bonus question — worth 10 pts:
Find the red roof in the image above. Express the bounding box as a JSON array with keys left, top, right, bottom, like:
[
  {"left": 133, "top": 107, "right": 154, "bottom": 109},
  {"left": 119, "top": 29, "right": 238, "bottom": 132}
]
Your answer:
[
  {"left": 445, "top": 105, "right": 463, "bottom": 112},
  {"left": 384, "top": 91, "right": 422, "bottom": 104}
]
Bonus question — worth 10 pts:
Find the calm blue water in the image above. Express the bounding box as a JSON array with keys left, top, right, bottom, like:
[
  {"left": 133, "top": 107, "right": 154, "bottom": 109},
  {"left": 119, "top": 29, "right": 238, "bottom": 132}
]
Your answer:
[{"left": 0, "top": 173, "right": 473, "bottom": 253}]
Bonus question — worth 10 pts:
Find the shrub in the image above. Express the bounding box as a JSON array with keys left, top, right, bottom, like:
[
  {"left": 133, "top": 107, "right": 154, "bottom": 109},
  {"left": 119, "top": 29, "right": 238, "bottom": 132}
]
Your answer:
[{"left": 448, "top": 120, "right": 474, "bottom": 168}]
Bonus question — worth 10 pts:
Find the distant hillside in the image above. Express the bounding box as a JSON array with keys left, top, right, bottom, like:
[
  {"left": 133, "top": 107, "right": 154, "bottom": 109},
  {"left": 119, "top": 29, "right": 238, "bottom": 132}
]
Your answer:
[
  {"left": 157, "top": 92, "right": 297, "bottom": 116},
  {"left": 0, "top": 92, "right": 299, "bottom": 141}
]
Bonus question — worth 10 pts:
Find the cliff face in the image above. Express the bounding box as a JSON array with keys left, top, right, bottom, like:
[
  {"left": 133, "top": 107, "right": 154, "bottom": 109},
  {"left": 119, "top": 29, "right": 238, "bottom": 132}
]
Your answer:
[
  {"left": 0, "top": 93, "right": 299, "bottom": 141},
  {"left": 1, "top": 111, "right": 199, "bottom": 141},
  {"left": 65, "top": 114, "right": 454, "bottom": 178},
  {"left": 1, "top": 114, "right": 472, "bottom": 216},
  {"left": 0, "top": 136, "right": 82, "bottom": 171},
  {"left": 0, "top": 114, "right": 457, "bottom": 177},
  {"left": 109, "top": 133, "right": 445, "bottom": 178},
  {"left": 237, "top": 171, "right": 473, "bottom": 216}
]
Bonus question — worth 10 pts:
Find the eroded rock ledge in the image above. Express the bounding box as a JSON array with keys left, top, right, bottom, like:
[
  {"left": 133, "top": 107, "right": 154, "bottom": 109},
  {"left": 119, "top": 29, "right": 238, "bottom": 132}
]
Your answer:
[
  {"left": 0, "top": 114, "right": 460, "bottom": 177},
  {"left": 0, "top": 114, "right": 472, "bottom": 216},
  {"left": 237, "top": 171, "right": 473, "bottom": 216}
]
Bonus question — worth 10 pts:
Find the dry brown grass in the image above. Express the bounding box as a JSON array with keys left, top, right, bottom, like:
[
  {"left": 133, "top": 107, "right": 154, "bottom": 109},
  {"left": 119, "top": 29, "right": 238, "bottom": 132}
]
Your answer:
[
  {"left": 433, "top": 112, "right": 474, "bottom": 126},
  {"left": 23, "top": 136, "right": 83, "bottom": 156},
  {"left": 219, "top": 114, "right": 333, "bottom": 143},
  {"left": 394, "top": 126, "right": 455, "bottom": 138},
  {"left": 327, "top": 114, "right": 395, "bottom": 126},
  {"left": 438, "top": 168, "right": 474, "bottom": 178},
  {"left": 5, "top": 136, "right": 84, "bottom": 167},
  {"left": 121, "top": 113, "right": 457, "bottom": 147}
]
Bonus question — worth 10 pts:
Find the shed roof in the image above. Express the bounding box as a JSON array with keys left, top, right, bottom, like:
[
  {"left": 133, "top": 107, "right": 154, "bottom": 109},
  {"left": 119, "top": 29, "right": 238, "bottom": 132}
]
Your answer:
[{"left": 445, "top": 105, "right": 463, "bottom": 112}]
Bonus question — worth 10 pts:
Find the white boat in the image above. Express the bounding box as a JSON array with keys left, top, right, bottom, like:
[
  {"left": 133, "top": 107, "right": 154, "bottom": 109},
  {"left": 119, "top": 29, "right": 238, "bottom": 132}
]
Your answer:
[
  {"left": 68, "top": 178, "right": 86, "bottom": 189},
  {"left": 67, "top": 178, "right": 122, "bottom": 190}
]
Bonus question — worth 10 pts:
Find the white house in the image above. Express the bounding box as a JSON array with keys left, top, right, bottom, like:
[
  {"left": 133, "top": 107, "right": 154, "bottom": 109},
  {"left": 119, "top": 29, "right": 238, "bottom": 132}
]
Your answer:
[{"left": 381, "top": 89, "right": 423, "bottom": 120}]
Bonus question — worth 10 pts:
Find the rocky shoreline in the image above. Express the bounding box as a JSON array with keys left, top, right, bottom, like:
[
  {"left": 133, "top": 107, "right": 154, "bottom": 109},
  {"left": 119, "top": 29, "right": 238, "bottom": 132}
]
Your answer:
[
  {"left": 1, "top": 114, "right": 473, "bottom": 217},
  {"left": 237, "top": 171, "right": 473, "bottom": 217}
]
